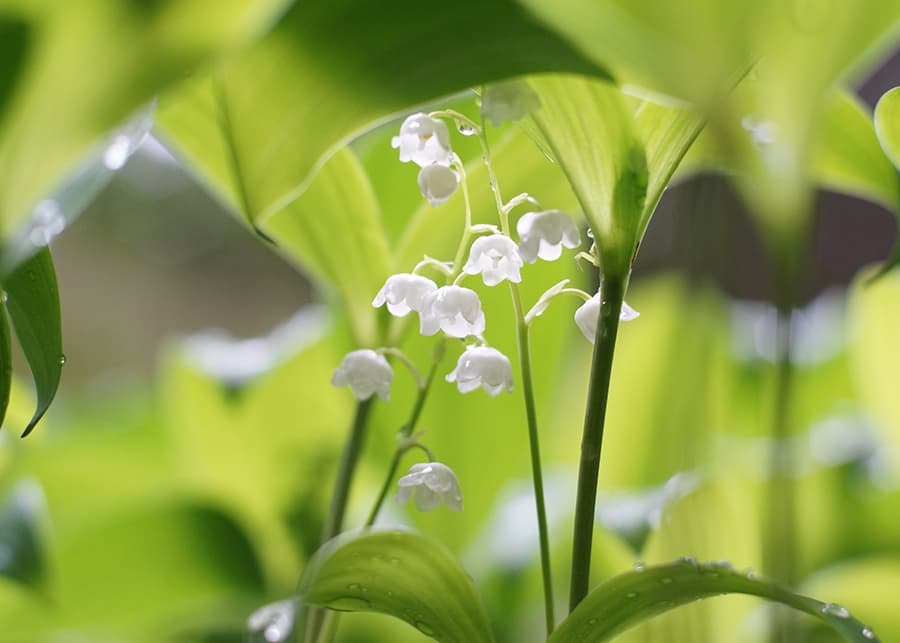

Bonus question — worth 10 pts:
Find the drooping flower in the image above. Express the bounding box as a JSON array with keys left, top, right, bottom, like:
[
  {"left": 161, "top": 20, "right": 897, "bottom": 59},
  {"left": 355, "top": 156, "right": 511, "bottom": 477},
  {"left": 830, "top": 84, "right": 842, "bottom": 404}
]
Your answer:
[
  {"left": 419, "top": 286, "right": 486, "bottom": 338},
  {"left": 397, "top": 462, "right": 463, "bottom": 512},
  {"left": 462, "top": 234, "right": 523, "bottom": 286},
  {"left": 391, "top": 113, "right": 453, "bottom": 167},
  {"left": 331, "top": 349, "right": 393, "bottom": 401},
  {"left": 418, "top": 163, "right": 459, "bottom": 206},
  {"left": 516, "top": 210, "right": 581, "bottom": 263},
  {"left": 372, "top": 273, "right": 438, "bottom": 317},
  {"left": 524, "top": 279, "right": 570, "bottom": 325},
  {"left": 446, "top": 345, "right": 514, "bottom": 396},
  {"left": 574, "top": 293, "right": 640, "bottom": 343},
  {"left": 481, "top": 80, "right": 541, "bottom": 126}
]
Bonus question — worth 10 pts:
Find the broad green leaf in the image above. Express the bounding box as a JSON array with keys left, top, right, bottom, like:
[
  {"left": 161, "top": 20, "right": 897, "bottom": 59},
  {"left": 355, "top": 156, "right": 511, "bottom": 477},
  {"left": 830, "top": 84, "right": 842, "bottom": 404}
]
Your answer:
[
  {"left": 299, "top": 528, "right": 494, "bottom": 643},
  {"left": 0, "top": 479, "right": 48, "bottom": 590},
  {"left": 528, "top": 74, "right": 648, "bottom": 275},
  {"left": 2, "top": 247, "right": 62, "bottom": 437},
  {"left": 0, "top": 300, "right": 10, "bottom": 429},
  {"left": 0, "top": 0, "right": 291, "bottom": 247},
  {"left": 874, "top": 87, "right": 900, "bottom": 170},
  {"left": 156, "top": 0, "right": 611, "bottom": 229},
  {"left": 261, "top": 150, "right": 392, "bottom": 347},
  {"left": 549, "top": 560, "right": 882, "bottom": 643}
]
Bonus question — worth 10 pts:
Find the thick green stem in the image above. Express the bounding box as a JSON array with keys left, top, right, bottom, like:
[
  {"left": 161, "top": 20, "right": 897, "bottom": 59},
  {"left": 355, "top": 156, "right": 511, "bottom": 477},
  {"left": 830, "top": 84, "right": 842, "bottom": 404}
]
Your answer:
[
  {"left": 366, "top": 348, "right": 443, "bottom": 526},
  {"left": 478, "top": 118, "right": 555, "bottom": 633},
  {"left": 569, "top": 271, "right": 626, "bottom": 612}
]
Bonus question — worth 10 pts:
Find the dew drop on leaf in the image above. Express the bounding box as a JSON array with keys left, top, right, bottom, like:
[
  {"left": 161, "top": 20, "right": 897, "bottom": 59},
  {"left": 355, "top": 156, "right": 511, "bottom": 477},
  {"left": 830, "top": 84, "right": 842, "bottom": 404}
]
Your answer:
[
  {"left": 415, "top": 621, "right": 436, "bottom": 636},
  {"left": 821, "top": 603, "right": 851, "bottom": 619},
  {"left": 862, "top": 627, "right": 876, "bottom": 639}
]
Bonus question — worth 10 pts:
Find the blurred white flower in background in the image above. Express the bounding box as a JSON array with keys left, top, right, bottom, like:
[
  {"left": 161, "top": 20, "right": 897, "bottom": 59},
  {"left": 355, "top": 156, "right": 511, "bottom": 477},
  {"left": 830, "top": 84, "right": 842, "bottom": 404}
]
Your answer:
[
  {"left": 446, "top": 345, "right": 514, "bottom": 396},
  {"left": 463, "top": 234, "right": 523, "bottom": 286},
  {"left": 481, "top": 80, "right": 541, "bottom": 126},
  {"left": 397, "top": 462, "right": 463, "bottom": 512},
  {"left": 331, "top": 349, "right": 393, "bottom": 401}
]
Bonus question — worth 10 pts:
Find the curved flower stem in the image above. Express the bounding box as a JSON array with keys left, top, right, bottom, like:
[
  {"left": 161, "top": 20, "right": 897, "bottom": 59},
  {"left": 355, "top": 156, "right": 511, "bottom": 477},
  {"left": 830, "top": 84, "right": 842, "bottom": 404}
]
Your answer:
[
  {"left": 366, "top": 341, "right": 445, "bottom": 526},
  {"left": 448, "top": 155, "right": 474, "bottom": 283},
  {"left": 569, "top": 271, "right": 627, "bottom": 611},
  {"left": 478, "top": 116, "right": 555, "bottom": 635}
]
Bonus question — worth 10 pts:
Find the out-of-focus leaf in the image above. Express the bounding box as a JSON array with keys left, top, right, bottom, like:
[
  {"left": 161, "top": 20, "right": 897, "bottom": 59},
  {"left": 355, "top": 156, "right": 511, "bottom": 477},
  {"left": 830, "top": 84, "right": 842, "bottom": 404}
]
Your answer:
[
  {"left": 2, "top": 247, "right": 62, "bottom": 437},
  {"left": 299, "top": 528, "right": 494, "bottom": 643},
  {"left": 0, "top": 301, "right": 10, "bottom": 428},
  {"left": 156, "top": 0, "right": 611, "bottom": 229},
  {"left": 528, "top": 74, "right": 647, "bottom": 274},
  {"left": 874, "top": 87, "right": 900, "bottom": 169},
  {"left": 261, "top": 150, "right": 392, "bottom": 347},
  {"left": 0, "top": 0, "right": 291, "bottom": 247},
  {"left": 549, "top": 559, "right": 882, "bottom": 643},
  {"left": 0, "top": 479, "right": 48, "bottom": 590}
]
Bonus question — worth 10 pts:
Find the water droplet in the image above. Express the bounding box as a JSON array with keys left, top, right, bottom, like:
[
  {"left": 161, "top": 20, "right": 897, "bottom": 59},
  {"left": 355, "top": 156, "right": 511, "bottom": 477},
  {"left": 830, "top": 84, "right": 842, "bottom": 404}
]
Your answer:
[
  {"left": 821, "top": 603, "right": 850, "bottom": 619},
  {"left": 456, "top": 120, "right": 476, "bottom": 136},
  {"left": 0, "top": 291, "right": 7, "bottom": 304},
  {"left": 679, "top": 556, "right": 698, "bottom": 566},
  {"left": 329, "top": 596, "right": 371, "bottom": 611},
  {"left": 58, "top": 354, "right": 67, "bottom": 366},
  {"left": 415, "top": 621, "right": 436, "bottom": 636},
  {"left": 247, "top": 599, "right": 296, "bottom": 643},
  {"left": 862, "top": 627, "right": 876, "bottom": 639},
  {"left": 660, "top": 577, "right": 674, "bottom": 584},
  {"left": 745, "top": 569, "right": 759, "bottom": 580},
  {"left": 625, "top": 592, "right": 638, "bottom": 599},
  {"left": 633, "top": 561, "right": 646, "bottom": 572}
]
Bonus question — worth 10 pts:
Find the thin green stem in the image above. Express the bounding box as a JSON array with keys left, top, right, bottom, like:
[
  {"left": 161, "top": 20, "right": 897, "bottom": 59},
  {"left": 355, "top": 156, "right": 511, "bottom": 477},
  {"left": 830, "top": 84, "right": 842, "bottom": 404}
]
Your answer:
[
  {"left": 479, "top": 117, "right": 555, "bottom": 634},
  {"left": 366, "top": 342, "right": 445, "bottom": 526},
  {"left": 569, "top": 272, "right": 626, "bottom": 611},
  {"left": 448, "top": 155, "right": 474, "bottom": 283}
]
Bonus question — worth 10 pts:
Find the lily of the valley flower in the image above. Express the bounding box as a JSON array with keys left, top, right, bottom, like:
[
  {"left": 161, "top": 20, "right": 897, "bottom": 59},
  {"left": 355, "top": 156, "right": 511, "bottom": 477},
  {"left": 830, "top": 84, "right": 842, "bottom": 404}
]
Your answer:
[
  {"left": 419, "top": 286, "right": 486, "bottom": 338},
  {"left": 446, "top": 345, "right": 514, "bottom": 396},
  {"left": 418, "top": 163, "right": 459, "bottom": 206},
  {"left": 516, "top": 210, "right": 581, "bottom": 263},
  {"left": 463, "top": 234, "right": 523, "bottom": 286},
  {"left": 574, "top": 293, "right": 640, "bottom": 343},
  {"left": 397, "top": 462, "right": 463, "bottom": 512},
  {"left": 481, "top": 80, "right": 541, "bottom": 127},
  {"left": 331, "top": 349, "right": 393, "bottom": 401},
  {"left": 391, "top": 113, "right": 453, "bottom": 167},
  {"left": 372, "top": 273, "right": 438, "bottom": 317}
]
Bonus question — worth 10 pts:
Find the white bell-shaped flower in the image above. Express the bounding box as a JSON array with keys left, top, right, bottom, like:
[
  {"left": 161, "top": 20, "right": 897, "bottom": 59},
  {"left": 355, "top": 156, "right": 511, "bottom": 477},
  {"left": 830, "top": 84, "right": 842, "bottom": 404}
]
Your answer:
[
  {"left": 391, "top": 113, "right": 453, "bottom": 167},
  {"left": 331, "top": 349, "right": 393, "bottom": 401},
  {"left": 418, "top": 163, "right": 459, "bottom": 207},
  {"left": 419, "top": 286, "right": 485, "bottom": 338},
  {"left": 446, "top": 345, "right": 514, "bottom": 396},
  {"left": 481, "top": 80, "right": 541, "bottom": 126},
  {"left": 462, "top": 234, "right": 523, "bottom": 286},
  {"left": 574, "top": 293, "right": 640, "bottom": 343},
  {"left": 516, "top": 210, "right": 581, "bottom": 263},
  {"left": 372, "top": 273, "right": 438, "bottom": 317},
  {"left": 396, "top": 462, "right": 463, "bottom": 512}
]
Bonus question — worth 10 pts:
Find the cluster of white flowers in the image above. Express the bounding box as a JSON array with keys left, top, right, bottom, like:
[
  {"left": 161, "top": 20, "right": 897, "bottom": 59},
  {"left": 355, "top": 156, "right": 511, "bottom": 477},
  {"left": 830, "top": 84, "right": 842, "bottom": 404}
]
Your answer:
[{"left": 392, "top": 113, "right": 459, "bottom": 206}]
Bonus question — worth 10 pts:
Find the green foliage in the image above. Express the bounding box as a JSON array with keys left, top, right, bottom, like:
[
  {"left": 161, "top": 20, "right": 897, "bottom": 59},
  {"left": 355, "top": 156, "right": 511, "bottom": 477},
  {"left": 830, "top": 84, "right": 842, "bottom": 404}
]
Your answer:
[
  {"left": 549, "top": 560, "right": 881, "bottom": 643},
  {"left": 1, "top": 248, "right": 61, "bottom": 436},
  {"left": 301, "top": 529, "right": 494, "bottom": 643},
  {"left": 0, "top": 480, "right": 47, "bottom": 591}
]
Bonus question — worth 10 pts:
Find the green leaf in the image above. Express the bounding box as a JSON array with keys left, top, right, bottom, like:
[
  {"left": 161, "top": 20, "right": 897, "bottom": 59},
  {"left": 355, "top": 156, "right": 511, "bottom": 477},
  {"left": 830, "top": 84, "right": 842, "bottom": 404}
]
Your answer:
[
  {"left": 2, "top": 248, "right": 62, "bottom": 437},
  {"left": 156, "top": 0, "right": 611, "bottom": 229},
  {"left": 0, "top": 480, "right": 48, "bottom": 591},
  {"left": 549, "top": 560, "right": 882, "bottom": 643},
  {"left": 0, "top": 0, "right": 290, "bottom": 245},
  {"left": 0, "top": 300, "right": 10, "bottom": 429},
  {"left": 299, "top": 528, "right": 494, "bottom": 643},
  {"left": 528, "top": 74, "right": 648, "bottom": 274},
  {"left": 875, "top": 87, "right": 900, "bottom": 170},
  {"left": 261, "top": 149, "right": 392, "bottom": 347}
]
